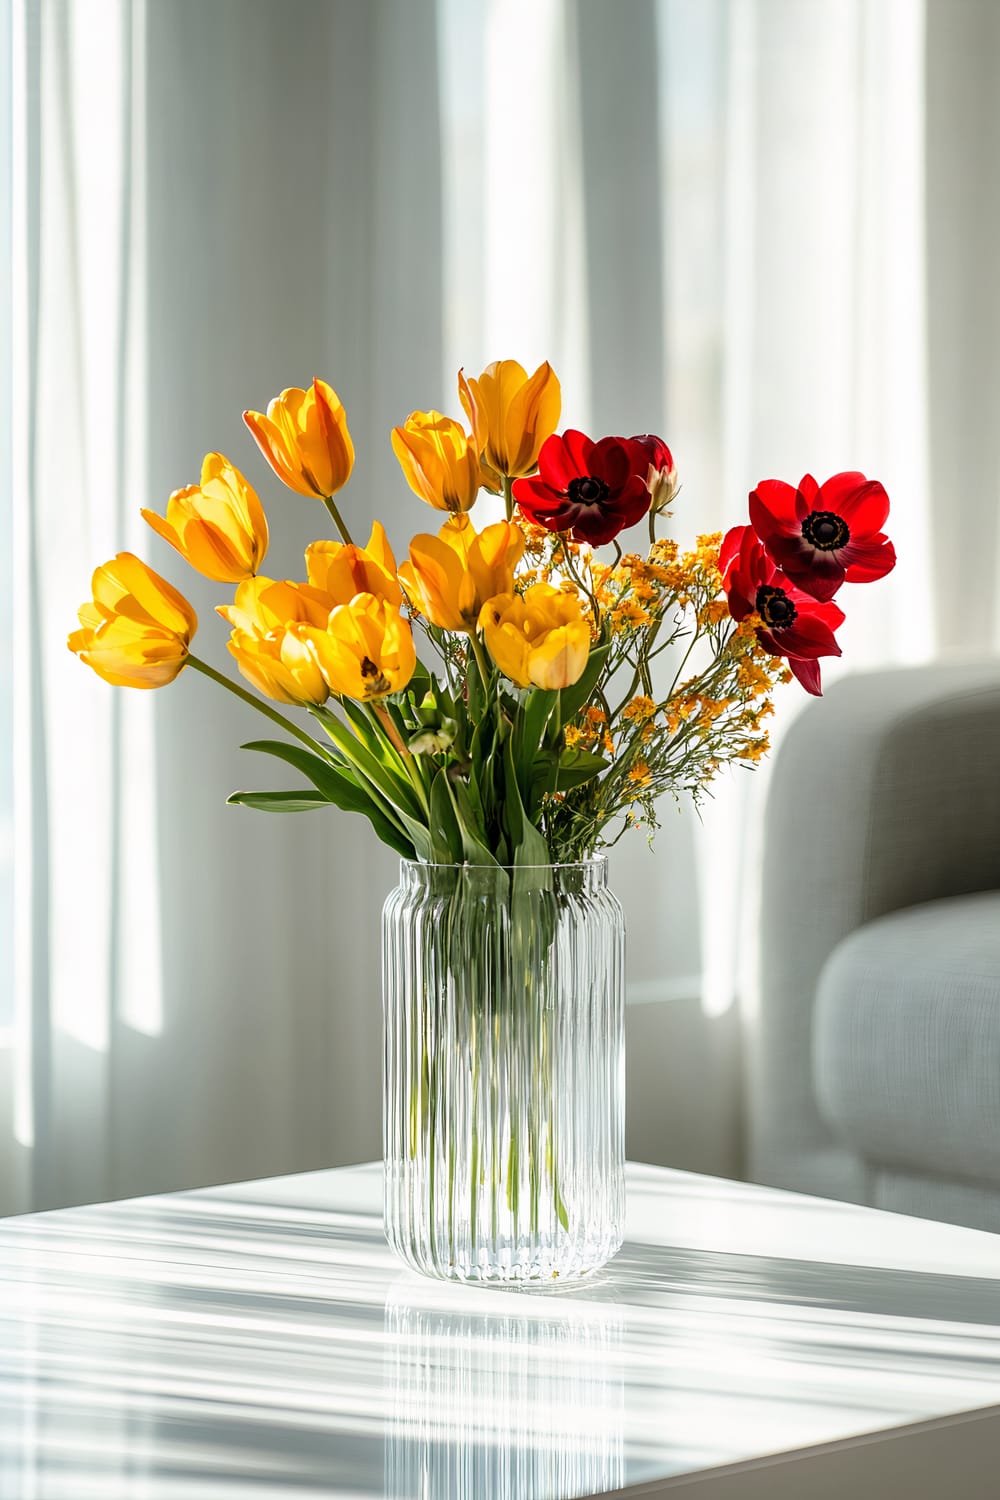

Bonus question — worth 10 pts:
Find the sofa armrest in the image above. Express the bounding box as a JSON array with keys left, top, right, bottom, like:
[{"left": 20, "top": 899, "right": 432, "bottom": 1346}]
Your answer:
[{"left": 747, "top": 657, "right": 1000, "bottom": 1188}]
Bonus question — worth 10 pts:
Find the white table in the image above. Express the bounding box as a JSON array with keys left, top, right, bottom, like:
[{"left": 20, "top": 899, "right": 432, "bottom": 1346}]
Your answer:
[{"left": 1, "top": 1161, "right": 998, "bottom": 1498}]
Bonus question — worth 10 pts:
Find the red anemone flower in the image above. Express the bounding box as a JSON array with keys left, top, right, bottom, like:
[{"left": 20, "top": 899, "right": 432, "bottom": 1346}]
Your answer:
[
  {"left": 513, "top": 429, "right": 651, "bottom": 546},
  {"left": 749, "top": 471, "right": 895, "bottom": 603},
  {"left": 720, "top": 525, "right": 845, "bottom": 697}
]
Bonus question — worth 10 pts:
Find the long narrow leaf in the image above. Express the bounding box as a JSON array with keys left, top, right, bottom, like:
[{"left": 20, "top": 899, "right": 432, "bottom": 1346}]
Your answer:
[
  {"left": 310, "top": 705, "right": 423, "bottom": 821},
  {"left": 228, "top": 790, "right": 332, "bottom": 813}
]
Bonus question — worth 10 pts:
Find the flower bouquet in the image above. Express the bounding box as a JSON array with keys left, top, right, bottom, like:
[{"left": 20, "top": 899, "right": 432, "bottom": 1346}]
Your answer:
[{"left": 70, "top": 360, "right": 895, "bottom": 1282}]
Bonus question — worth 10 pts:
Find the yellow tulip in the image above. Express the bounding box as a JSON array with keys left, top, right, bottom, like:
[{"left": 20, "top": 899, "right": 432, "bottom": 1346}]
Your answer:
[
  {"left": 390, "top": 409, "right": 482, "bottom": 513},
  {"left": 458, "top": 359, "right": 561, "bottom": 480},
  {"left": 68, "top": 552, "right": 197, "bottom": 689},
  {"left": 216, "top": 576, "right": 333, "bottom": 637},
  {"left": 399, "top": 516, "right": 525, "bottom": 632},
  {"left": 305, "top": 520, "right": 402, "bottom": 607},
  {"left": 141, "top": 452, "right": 269, "bottom": 583},
  {"left": 304, "top": 593, "right": 416, "bottom": 700},
  {"left": 226, "top": 623, "right": 329, "bottom": 706},
  {"left": 243, "top": 377, "right": 354, "bottom": 499},
  {"left": 479, "top": 583, "right": 591, "bottom": 690}
]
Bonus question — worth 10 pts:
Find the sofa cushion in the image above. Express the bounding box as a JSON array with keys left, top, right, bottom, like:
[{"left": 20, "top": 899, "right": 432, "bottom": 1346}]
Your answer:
[{"left": 813, "top": 891, "right": 1000, "bottom": 1186}]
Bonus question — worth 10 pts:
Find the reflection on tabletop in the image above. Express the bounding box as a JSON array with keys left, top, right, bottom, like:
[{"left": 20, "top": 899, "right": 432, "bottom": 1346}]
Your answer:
[{"left": 1, "top": 1163, "right": 999, "bottom": 1499}]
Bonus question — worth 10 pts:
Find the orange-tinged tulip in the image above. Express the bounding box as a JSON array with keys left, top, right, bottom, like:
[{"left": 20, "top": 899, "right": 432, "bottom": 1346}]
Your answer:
[
  {"left": 216, "top": 576, "right": 333, "bottom": 637},
  {"left": 226, "top": 623, "right": 329, "bottom": 706},
  {"left": 399, "top": 516, "right": 525, "bottom": 632},
  {"left": 243, "top": 377, "right": 354, "bottom": 499},
  {"left": 458, "top": 359, "right": 561, "bottom": 480},
  {"left": 305, "top": 520, "right": 402, "bottom": 607},
  {"left": 141, "top": 452, "right": 268, "bottom": 583},
  {"left": 480, "top": 584, "right": 591, "bottom": 690},
  {"left": 68, "top": 553, "right": 197, "bottom": 689},
  {"left": 304, "top": 593, "right": 416, "bottom": 701},
  {"left": 216, "top": 577, "right": 336, "bottom": 703},
  {"left": 390, "top": 409, "right": 482, "bottom": 513}
]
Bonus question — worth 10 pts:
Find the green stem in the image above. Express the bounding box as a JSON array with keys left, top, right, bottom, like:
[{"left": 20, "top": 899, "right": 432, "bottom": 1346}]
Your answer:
[
  {"left": 322, "top": 493, "right": 354, "bottom": 545},
  {"left": 369, "top": 703, "right": 431, "bottom": 818},
  {"left": 186, "top": 655, "right": 330, "bottom": 755},
  {"left": 502, "top": 475, "right": 514, "bottom": 523},
  {"left": 469, "top": 629, "right": 493, "bottom": 693}
]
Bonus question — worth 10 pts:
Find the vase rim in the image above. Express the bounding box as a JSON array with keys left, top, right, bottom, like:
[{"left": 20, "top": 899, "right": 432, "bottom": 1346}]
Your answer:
[{"left": 398, "top": 855, "right": 608, "bottom": 873}]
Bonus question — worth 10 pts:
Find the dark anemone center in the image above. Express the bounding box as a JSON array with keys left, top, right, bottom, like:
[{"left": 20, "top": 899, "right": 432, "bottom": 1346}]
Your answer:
[
  {"left": 567, "top": 475, "right": 609, "bottom": 506},
  {"left": 801, "top": 509, "right": 849, "bottom": 551},
  {"left": 361, "top": 656, "right": 379, "bottom": 678},
  {"left": 755, "top": 584, "right": 797, "bottom": 630}
]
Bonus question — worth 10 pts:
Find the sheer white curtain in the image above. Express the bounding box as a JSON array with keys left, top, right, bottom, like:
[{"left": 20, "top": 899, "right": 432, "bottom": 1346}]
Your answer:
[
  {"left": 3, "top": 0, "right": 997, "bottom": 1214},
  {"left": 2, "top": 0, "right": 443, "bottom": 1214}
]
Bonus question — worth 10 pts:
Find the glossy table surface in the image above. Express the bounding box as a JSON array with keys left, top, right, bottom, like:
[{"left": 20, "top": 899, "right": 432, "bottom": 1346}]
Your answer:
[{"left": 1, "top": 1161, "right": 999, "bottom": 1499}]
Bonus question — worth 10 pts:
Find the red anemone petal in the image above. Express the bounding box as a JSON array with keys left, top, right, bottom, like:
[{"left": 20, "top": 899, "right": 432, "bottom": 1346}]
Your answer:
[
  {"left": 559, "top": 429, "right": 596, "bottom": 481},
  {"left": 571, "top": 511, "right": 624, "bottom": 546},
  {"left": 763, "top": 535, "right": 844, "bottom": 597},
  {"left": 837, "top": 481, "right": 890, "bottom": 535},
  {"left": 536, "top": 430, "right": 588, "bottom": 489},
  {"left": 593, "top": 438, "right": 633, "bottom": 490},
  {"left": 776, "top": 613, "right": 843, "bottom": 658},
  {"left": 816, "top": 471, "right": 871, "bottom": 516},
  {"left": 513, "top": 474, "right": 563, "bottom": 512},
  {"left": 841, "top": 535, "right": 896, "bottom": 582},
  {"left": 788, "top": 656, "right": 823, "bottom": 695},
  {"left": 614, "top": 475, "right": 653, "bottom": 522},
  {"left": 796, "top": 474, "right": 821, "bottom": 511},
  {"left": 749, "top": 480, "right": 799, "bottom": 537},
  {"left": 719, "top": 525, "right": 748, "bottom": 575}
]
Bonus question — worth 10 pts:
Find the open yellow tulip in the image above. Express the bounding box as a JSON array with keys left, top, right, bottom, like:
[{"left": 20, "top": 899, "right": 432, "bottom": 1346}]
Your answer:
[
  {"left": 304, "top": 593, "right": 416, "bottom": 701},
  {"left": 141, "top": 453, "right": 268, "bottom": 583},
  {"left": 391, "top": 410, "right": 482, "bottom": 513},
  {"left": 68, "top": 553, "right": 198, "bottom": 688},
  {"left": 217, "top": 577, "right": 336, "bottom": 703},
  {"left": 216, "top": 576, "right": 333, "bottom": 637},
  {"left": 226, "top": 623, "right": 330, "bottom": 706},
  {"left": 305, "top": 521, "right": 402, "bottom": 607},
  {"left": 399, "top": 516, "right": 525, "bottom": 632},
  {"left": 243, "top": 377, "right": 354, "bottom": 500},
  {"left": 479, "top": 584, "right": 591, "bottom": 690},
  {"left": 458, "top": 360, "right": 561, "bottom": 481}
]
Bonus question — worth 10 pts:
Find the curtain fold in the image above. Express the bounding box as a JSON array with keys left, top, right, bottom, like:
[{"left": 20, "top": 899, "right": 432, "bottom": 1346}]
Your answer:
[{"left": 4, "top": 0, "right": 998, "bottom": 1214}]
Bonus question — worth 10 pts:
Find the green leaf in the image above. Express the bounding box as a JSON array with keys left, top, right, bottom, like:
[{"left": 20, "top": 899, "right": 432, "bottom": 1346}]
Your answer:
[
  {"left": 549, "top": 747, "right": 610, "bottom": 791},
  {"left": 429, "top": 769, "right": 464, "bottom": 864},
  {"left": 397, "top": 813, "right": 437, "bottom": 864},
  {"left": 228, "top": 790, "right": 332, "bottom": 813},
  {"left": 241, "top": 739, "right": 354, "bottom": 804},
  {"left": 310, "top": 705, "right": 423, "bottom": 821},
  {"left": 448, "top": 778, "right": 500, "bottom": 866},
  {"left": 503, "top": 737, "right": 550, "bottom": 868},
  {"left": 514, "top": 688, "right": 560, "bottom": 792}
]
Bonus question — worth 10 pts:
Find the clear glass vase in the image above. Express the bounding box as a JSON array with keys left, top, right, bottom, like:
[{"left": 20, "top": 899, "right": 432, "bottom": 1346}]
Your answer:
[{"left": 382, "top": 858, "right": 625, "bottom": 1284}]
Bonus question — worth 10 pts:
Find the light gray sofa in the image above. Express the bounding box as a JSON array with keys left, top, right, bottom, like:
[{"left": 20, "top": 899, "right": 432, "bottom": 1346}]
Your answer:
[{"left": 747, "top": 658, "right": 1000, "bottom": 1232}]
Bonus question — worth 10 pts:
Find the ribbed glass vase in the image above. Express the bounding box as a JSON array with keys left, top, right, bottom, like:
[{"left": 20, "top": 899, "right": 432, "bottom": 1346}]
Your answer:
[{"left": 382, "top": 858, "right": 625, "bottom": 1284}]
